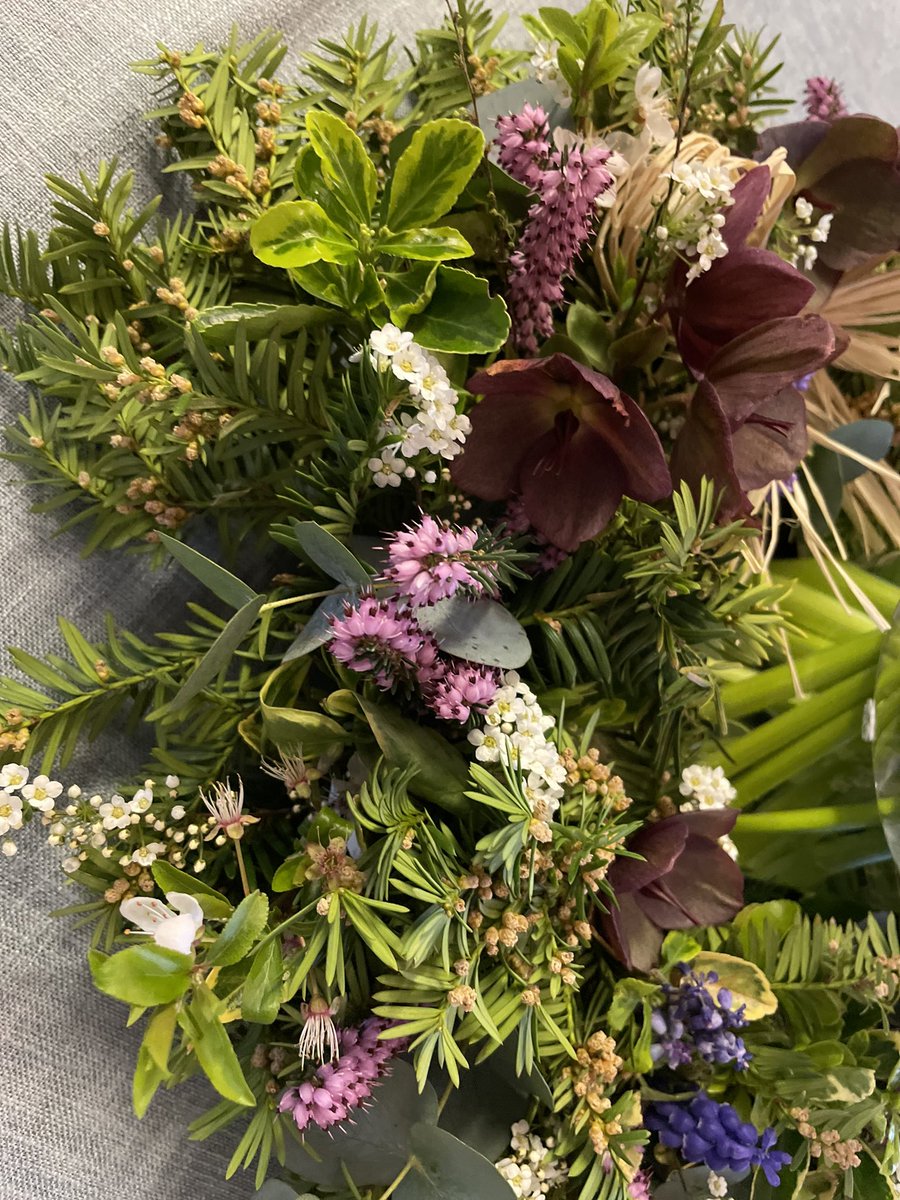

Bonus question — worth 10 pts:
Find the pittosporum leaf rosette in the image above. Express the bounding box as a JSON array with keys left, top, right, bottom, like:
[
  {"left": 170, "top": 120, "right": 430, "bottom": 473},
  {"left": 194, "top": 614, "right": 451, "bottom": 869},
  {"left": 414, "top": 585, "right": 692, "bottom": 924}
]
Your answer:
[
  {"left": 450, "top": 354, "right": 672, "bottom": 552},
  {"left": 667, "top": 166, "right": 847, "bottom": 517},
  {"left": 599, "top": 810, "right": 744, "bottom": 973}
]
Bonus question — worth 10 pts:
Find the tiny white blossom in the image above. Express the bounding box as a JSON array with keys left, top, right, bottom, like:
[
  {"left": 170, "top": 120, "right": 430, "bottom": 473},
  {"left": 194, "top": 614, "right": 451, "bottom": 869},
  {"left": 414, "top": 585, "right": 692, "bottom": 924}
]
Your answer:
[
  {"left": 165, "top": 774, "right": 180, "bottom": 789},
  {"left": 810, "top": 213, "right": 832, "bottom": 243},
  {"left": 170, "top": 804, "right": 186, "bottom": 820},
  {"left": 368, "top": 450, "right": 405, "bottom": 488},
  {"left": 132, "top": 842, "right": 166, "bottom": 867},
  {"left": 120, "top": 891, "right": 204, "bottom": 954},
  {"left": 794, "top": 196, "right": 813, "bottom": 221},
  {"left": 0, "top": 763, "right": 28, "bottom": 790},
  {"left": 369, "top": 323, "right": 414, "bottom": 358},
  {"left": 131, "top": 786, "right": 153, "bottom": 813},
  {"left": 1, "top": 840, "right": 17, "bottom": 858},
  {"left": 0, "top": 790, "right": 24, "bottom": 836},
  {"left": 298, "top": 994, "right": 341, "bottom": 1065},
  {"left": 99, "top": 795, "right": 133, "bottom": 830},
  {"left": 21, "top": 775, "right": 63, "bottom": 813},
  {"left": 634, "top": 63, "right": 674, "bottom": 146}
]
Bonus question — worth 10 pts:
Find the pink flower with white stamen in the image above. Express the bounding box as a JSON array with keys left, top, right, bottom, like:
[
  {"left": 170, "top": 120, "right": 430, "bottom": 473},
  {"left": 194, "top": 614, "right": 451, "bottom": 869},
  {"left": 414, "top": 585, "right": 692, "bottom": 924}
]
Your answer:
[{"left": 383, "top": 514, "right": 492, "bottom": 607}]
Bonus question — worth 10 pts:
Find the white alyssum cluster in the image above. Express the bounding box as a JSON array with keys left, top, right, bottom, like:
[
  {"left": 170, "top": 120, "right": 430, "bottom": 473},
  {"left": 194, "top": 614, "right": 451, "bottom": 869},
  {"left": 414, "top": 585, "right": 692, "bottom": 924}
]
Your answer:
[
  {"left": 529, "top": 39, "right": 572, "bottom": 107},
  {"left": 495, "top": 1120, "right": 568, "bottom": 1199},
  {"left": 0, "top": 763, "right": 68, "bottom": 857},
  {"left": 786, "top": 196, "right": 832, "bottom": 270},
  {"left": 706, "top": 1172, "right": 735, "bottom": 1200},
  {"left": 679, "top": 763, "right": 737, "bottom": 810},
  {"left": 468, "top": 671, "right": 567, "bottom": 826},
  {"left": 365, "top": 324, "right": 470, "bottom": 487},
  {"left": 659, "top": 160, "right": 736, "bottom": 284}
]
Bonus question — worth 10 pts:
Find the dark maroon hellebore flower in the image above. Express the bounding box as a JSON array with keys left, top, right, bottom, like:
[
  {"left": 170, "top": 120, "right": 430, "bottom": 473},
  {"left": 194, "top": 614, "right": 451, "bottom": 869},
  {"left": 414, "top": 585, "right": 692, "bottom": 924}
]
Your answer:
[
  {"left": 450, "top": 354, "right": 672, "bottom": 552},
  {"left": 669, "top": 165, "right": 817, "bottom": 374},
  {"left": 600, "top": 809, "right": 744, "bottom": 974},
  {"left": 670, "top": 313, "right": 845, "bottom": 518}
]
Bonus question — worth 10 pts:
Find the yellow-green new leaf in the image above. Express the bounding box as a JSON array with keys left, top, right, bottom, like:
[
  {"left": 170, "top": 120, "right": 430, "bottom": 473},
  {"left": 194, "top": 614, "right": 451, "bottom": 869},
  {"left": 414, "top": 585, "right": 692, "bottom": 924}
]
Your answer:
[
  {"left": 179, "top": 983, "right": 256, "bottom": 1107},
  {"left": 251, "top": 200, "right": 358, "bottom": 269},
  {"left": 305, "top": 110, "right": 377, "bottom": 225},
  {"left": 133, "top": 1003, "right": 178, "bottom": 1117},
  {"left": 386, "top": 119, "right": 485, "bottom": 233},
  {"left": 206, "top": 891, "right": 269, "bottom": 967},
  {"left": 89, "top": 945, "right": 193, "bottom": 1007},
  {"left": 690, "top": 951, "right": 778, "bottom": 1020},
  {"left": 377, "top": 227, "right": 474, "bottom": 262}
]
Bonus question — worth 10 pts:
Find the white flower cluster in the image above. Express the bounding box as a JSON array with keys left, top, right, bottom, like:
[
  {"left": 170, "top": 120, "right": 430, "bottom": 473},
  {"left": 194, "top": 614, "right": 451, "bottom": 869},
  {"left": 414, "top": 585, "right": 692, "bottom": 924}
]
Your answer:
[
  {"left": 495, "top": 1121, "right": 568, "bottom": 1199},
  {"left": 468, "top": 671, "right": 567, "bottom": 824},
  {"left": 705, "top": 1172, "right": 735, "bottom": 1200},
  {"left": 365, "top": 324, "right": 470, "bottom": 488},
  {"left": 679, "top": 763, "right": 737, "bottom": 810},
  {"left": 786, "top": 196, "right": 832, "bottom": 270},
  {"left": 529, "top": 39, "right": 572, "bottom": 107},
  {"left": 659, "top": 160, "right": 736, "bottom": 284}
]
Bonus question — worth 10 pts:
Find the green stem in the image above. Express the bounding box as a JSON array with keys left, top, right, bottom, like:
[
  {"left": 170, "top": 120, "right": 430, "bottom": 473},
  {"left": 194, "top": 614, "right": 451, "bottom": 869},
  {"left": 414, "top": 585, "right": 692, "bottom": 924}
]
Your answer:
[
  {"left": 722, "top": 665, "right": 876, "bottom": 780},
  {"left": 779, "top": 580, "right": 879, "bottom": 640},
  {"left": 736, "top": 802, "right": 882, "bottom": 834},
  {"left": 233, "top": 839, "right": 251, "bottom": 898},
  {"left": 719, "top": 631, "right": 883, "bottom": 720},
  {"left": 773, "top": 559, "right": 900, "bottom": 623},
  {"left": 730, "top": 707, "right": 866, "bottom": 808},
  {"left": 259, "top": 588, "right": 341, "bottom": 614}
]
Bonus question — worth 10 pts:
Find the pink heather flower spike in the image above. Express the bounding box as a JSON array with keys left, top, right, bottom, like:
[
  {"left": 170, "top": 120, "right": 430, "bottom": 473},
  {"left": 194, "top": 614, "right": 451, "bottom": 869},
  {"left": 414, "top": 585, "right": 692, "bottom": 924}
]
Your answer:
[
  {"left": 278, "top": 1017, "right": 407, "bottom": 1133},
  {"left": 803, "top": 76, "right": 847, "bottom": 122},
  {"left": 329, "top": 595, "right": 429, "bottom": 689},
  {"left": 496, "top": 107, "right": 615, "bottom": 353},
  {"left": 383, "top": 513, "right": 491, "bottom": 607},
  {"left": 426, "top": 661, "right": 501, "bottom": 723}
]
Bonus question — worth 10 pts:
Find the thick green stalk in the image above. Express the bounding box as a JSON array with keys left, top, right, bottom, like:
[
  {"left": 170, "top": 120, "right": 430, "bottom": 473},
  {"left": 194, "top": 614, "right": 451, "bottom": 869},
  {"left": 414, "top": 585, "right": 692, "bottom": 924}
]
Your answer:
[
  {"left": 736, "top": 802, "right": 882, "bottom": 833},
  {"left": 721, "top": 666, "right": 875, "bottom": 777},
  {"left": 777, "top": 579, "right": 883, "bottom": 639},
  {"left": 773, "top": 560, "right": 900, "bottom": 622},
  {"left": 730, "top": 707, "right": 864, "bottom": 808},
  {"left": 719, "top": 631, "right": 883, "bottom": 720}
]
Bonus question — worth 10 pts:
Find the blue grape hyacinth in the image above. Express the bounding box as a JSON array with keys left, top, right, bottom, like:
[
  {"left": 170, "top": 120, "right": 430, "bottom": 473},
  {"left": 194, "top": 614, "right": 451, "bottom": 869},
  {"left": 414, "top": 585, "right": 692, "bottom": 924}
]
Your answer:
[
  {"left": 650, "top": 965, "right": 752, "bottom": 1071},
  {"left": 645, "top": 1092, "right": 791, "bottom": 1186}
]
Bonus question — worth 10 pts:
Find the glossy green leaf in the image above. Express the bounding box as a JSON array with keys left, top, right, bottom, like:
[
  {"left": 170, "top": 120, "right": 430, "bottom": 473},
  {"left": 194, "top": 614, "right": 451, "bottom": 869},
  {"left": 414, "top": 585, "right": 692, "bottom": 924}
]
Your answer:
[
  {"left": 133, "top": 1003, "right": 177, "bottom": 1117},
  {"left": 417, "top": 596, "right": 532, "bottom": 669},
  {"left": 242, "top": 936, "right": 284, "bottom": 1024},
  {"left": 358, "top": 697, "right": 469, "bottom": 815},
  {"left": 387, "top": 119, "right": 485, "bottom": 232},
  {"left": 690, "top": 952, "right": 778, "bottom": 1019},
  {"left": 88, "top": 945, "right": 193, "bottom": 1006},
  {"left": 260, "top": 683, "right": 348, "bottom": 755},
  {"left": 291, "top": 520, "right": 371, "bottom": 587},
  {"left": 290, "top": 260, "right": 347, "bottom": 307},
  {"left": 250, "top": 200, "right": 358, "bottom": 269},
  {"left": 193, "top": 303, "right": 333, "bottom": 346},
  {"left": 179, "top": 983, "right": 255, "bottom": 1106},
  {"left": 206, "top": 890, "right": 269, "bottom": 967},
  {"left": 169, "top": 594, "right": 265, "bottom": 710},
  {"left": 159, "top": 533, "right": 257, "bottom": 610},
  {"left": 408, "top": 266, "right": 510, "bottom": 354},
  {"left": 385, "top": 263, "right": 439, "bottom": 326},
  {"left": 537, "top": 7, "right": 588, "bottom": 53},
  {"left": 378, "top": 227, "right": 473, "bottom": 262},
  {"left": 293, "top": 143, "right": 358, "bottom": 233},
  {"left": 305, "top": 110, "right": 377, "bottom": 225},
  {"left": 151, "top": 861, "right": 233, "bottom": 920},
  {"left": 286, "top": 1061, "right": 437, "bottom": 1188},
  {"left": 395, "top": 1123, "right": 516, "bottom": 1200}
]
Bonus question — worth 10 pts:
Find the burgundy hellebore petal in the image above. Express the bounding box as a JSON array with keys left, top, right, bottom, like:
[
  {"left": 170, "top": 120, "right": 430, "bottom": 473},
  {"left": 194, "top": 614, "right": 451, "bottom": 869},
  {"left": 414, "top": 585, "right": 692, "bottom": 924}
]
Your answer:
[
  {"left": 600, "top": 810, "right": 743, "bottom": 973},
  {"left": 451, "top": 354, "right": 671, "bottom": 551}
]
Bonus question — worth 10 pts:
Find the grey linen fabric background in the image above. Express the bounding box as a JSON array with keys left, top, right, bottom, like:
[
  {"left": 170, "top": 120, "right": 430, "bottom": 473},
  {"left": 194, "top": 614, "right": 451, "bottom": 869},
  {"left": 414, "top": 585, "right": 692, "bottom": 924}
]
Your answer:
[{"left": 0, "top": 2, "right": 896, "bottom": 1197}]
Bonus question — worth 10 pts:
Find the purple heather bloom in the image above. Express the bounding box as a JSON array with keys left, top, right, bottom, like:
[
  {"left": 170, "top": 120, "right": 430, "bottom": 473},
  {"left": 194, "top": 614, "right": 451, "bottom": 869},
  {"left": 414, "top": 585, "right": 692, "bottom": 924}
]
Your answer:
[
  {"left": 600, "top": 811, "right": 744, "bottom": 973},
  {"left": 383, "top": 514, "right": 492, "bottom": 607},
  {"left": 329, "top": 595, "right": 433, "bottom": 689},
  {"left": 627, "top": 1168, "right": 653, "bottom": 1200},
  {"left": 650, "top": 966, "right": 751, "bottom": 1071},
  {"left": 645, "top": 1093, "right": 791, "bottom": 1187},
  {"left": 803, "top": 76, "right": 848, "bottom": 122},
  {"left": 279, "top": 1017, "right": 406, "bottom": 1133},
  {"left": 496, "top": 105, "right": 615, "bottom": 353},
  {"left": 425, "top": 660, "right": 501, "bottom": 723}
]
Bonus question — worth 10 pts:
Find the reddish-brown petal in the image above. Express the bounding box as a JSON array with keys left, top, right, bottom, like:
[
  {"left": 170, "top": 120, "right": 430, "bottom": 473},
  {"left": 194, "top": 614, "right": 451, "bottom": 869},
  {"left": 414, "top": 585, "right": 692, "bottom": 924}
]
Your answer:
[
  {"left": 450, "top": 392, "right": 552, "bottom": 501},
  {"left": 731, "top": 386, "right": 808, "bottom": 490},
  {"left": 600, "top": 892, "right": 666, "bottom": 973},
  {"left": 606, "top": 815, "right": 690, "bottom": 894},
  {"left": 669, "top": 381, "right": 747, "bottom": 519},
  {"left": 720, "top": 165, "right": 771, "bottom": 247},
  {"left": 644, "top": 833, "right": 744, "bottom": 927},
  {"left": 519, "top": 418, "right": 626, "bottom": 550}
]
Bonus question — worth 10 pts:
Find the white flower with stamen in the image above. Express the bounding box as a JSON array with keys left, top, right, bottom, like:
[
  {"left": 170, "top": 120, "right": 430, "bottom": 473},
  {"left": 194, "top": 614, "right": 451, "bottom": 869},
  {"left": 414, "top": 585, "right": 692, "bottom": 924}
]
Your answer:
[
  {"left": 120, "top": 891, "right": 204, "bottom": 955},
  {"left": 370, "top": 323, "right": 413, "bottom": 359},
  {"left": 200, "top": 777, "right": 259, "bottom": 841},
  {"left": 368, "top": 448, "right": 405, "bottom": 488},
  {"left": 261, "top": 749, "right": 318, "bottom": 799},
  {"left": 634, "top": 63, "right": 674, "bottom": 146},
  {"left": 298, "top": 994, "right": 341, "bottom": 1065},
  {"left": 0, "top": 790, "right": 23, "bottom": 835},
  {"left": 99, "top": 794, "right": 134, "bottom": 830},
  {"left": 131, "top": 842, "right": 166, "bottom": 867},
  {"left": 0, "top": 763, "right": 28, "bottom": 791},
  {"left": 21, "top": 774, "right": 63, "bottom": 813}
]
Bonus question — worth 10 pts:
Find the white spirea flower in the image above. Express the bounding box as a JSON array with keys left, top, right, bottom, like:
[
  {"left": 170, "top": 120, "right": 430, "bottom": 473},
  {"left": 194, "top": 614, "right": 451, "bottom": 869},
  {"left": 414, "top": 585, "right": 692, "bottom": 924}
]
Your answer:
[
  {"left": 131, "top": 842, "right": 166, "bottom": 867},
  {"left": 495, "top": 1120, "right": 567, "bottom": 1198},
  {"left": 679, "top": 763, "right": 737, "bottom": 809},
  {"left": 794, "top": 197, "right": 813, "bottom": 221},
  {"left": 635, "top": 62, "right": 674, "bottom": 146},
  {"left": 120, "top": 891, "right": 204, "bottom": 955},
  {"left": 21, "top": 774, "right": 63, "bottom": 813},
  {"left": 0, "top": 763, "right": 28, "bottom": 790},
  {"left": 0, "top": 790, "right": 24, "bottom": 836},
  {"left": 706, "top": 1172, "right": 734, "bottom": 1200},
  {"left": 99, "top": 794, "right": 134, "bottom": 830}
]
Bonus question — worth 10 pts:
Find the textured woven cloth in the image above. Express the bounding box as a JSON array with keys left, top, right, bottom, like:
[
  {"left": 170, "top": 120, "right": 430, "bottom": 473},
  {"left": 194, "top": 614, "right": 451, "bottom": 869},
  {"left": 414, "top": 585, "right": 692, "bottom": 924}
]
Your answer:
[{"left": 0, "top": 2, "right": 895, "bottom": 1197}]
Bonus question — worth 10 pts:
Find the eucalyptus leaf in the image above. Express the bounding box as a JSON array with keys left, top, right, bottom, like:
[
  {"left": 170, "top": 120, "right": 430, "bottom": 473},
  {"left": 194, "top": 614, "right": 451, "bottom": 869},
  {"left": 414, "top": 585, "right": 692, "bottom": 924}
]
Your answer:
[
  {"left": 395, "top": 1123, "right": 516, "bottom": 1200},
  {"left": 358, "top": 697, "right": 468, "bottom": 814},
  {"left": 169, "top": 594, "right": 265, "bottom": 711},
  {"left": 193, "top": 303, "right": 332, "bottom": 346},
  {"left": 283, "top": 593, "right": 351, "bottom": 661},
  {"left": 437, "top": 1057, "right": 531, "bottom": 1159},
  {"left": 416, "top": 596, "right": 532, "bottom": 669},
  {"left": 285, "top": 1060, "right": 438, "bottom": 1188},
  {"left": 408, "top": 266, "right": 510, "bottom": 354},
  {"left": 151, "top": 861, "right": 233, "bottom": 920},
  {"left": 386, "top": 119, "right": 485, "bottom": 233},
  {"left": 206, "top": 891, "right": 269, "bottom": 967},
  {"left": 178, "top": 983, "right": 255, "bottom": 1106},
  {"left": 88, "top": 945, "right": 192, "bottom": 1006},
  {"left": 250, "top": 200, "right": 358, "bottom": 269},
  {"left": 475, "top": 79, "right": 574, "bottom": 143},
  {"left": 291, "top": 520, "right": 371, "bottom": 587},
  {"left": 159, "top": 533, "right": 257, "bottom": 610},
  {"left": 482, "top": 1036, "right": 554, "bottom": 1108}
]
